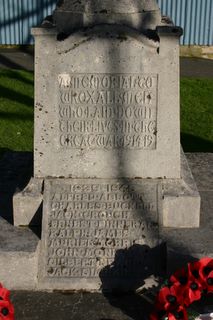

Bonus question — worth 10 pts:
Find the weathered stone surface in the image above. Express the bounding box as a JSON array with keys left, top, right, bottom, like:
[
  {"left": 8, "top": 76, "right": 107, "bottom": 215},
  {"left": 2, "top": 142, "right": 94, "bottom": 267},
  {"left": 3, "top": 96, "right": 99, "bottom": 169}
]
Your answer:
[
  {"left": 29, "top": 0, "right": 201, "bottom": 293},
  {"left": 0, "top": 217, "right": 38, "bottom": 253},
  {"left": 160, "top": 153, "right": 213, "bottom": 273},
  {"left": 0, "top": 151, "right": 33, "bottom": 224},
  {"left": 161, "top": 151, "right": 201, "bottom": 228},
  {"left": 55, "top": 0, "right": 160, "bottom": 12},
  {"left": 38, "top": 178, "right": 161, "bottom": 290},
  {"left": 32, "top": 24, "right": 181, "bottom": 179},
  {"left": 13, "top": 178, "right": 43, "bottom": 226},
  {"left": 0, "top": 153, "right": 210, "bottom": 290},
  {"left": 161, "top": 191, "right": 213, "bottom": 260},
  {"left": 10, "top": 291, "right": 155, "bottom": 320},
  {"left": 186, "top": 153, "right": 213, "bottom": 191},
  {"left": 57, "top": 72, "right": 158, "bottom": 150},
  {"left": 38, "top": 151, "right": 200, "bottom": 290},
  {"left": 0, "top": 217, "right": 39, "bottom": 290},
  {"left": 0, "top": 252, "right": 38, "bottom": 290},
  {"left": 53, "top": 0, "right": 162, "bottom": 33}
]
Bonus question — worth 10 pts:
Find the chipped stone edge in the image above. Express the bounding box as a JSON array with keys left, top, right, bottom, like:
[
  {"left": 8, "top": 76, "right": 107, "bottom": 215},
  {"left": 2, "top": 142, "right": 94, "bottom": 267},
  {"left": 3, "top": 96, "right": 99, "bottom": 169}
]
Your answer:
[
  {"left": 13, "top": 177, "right": 44, "bottom": 226},
  {"left": 161, "top": 150, "right": 201, "bottom": 228}
]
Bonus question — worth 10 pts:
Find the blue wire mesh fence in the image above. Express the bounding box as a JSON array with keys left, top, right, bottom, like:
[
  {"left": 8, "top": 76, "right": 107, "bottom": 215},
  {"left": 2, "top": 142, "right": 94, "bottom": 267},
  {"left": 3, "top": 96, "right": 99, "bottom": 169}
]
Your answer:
[{"left": 0, "top": 0, "right": 212, "bottom": 45}]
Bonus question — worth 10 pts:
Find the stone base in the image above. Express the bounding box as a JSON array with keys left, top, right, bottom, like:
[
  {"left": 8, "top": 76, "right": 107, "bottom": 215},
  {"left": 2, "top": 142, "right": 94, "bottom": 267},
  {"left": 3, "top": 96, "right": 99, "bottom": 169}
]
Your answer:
[
  {"left": 0, "top": 153, "right": 205, "bottom": 291},
  {"left": 0, "top": 218, "right": 39, "bottom": 290},
  {"left": 161, "top": 151, "right": 201, "bottom": 228},
  {"left": 12, "top": 151, "right": 200, "bottom": 230},
  {"left": 37, "top": 152, "right": 200, "bottom": 291},
  {"left": 13, "top": 178, "right": 43, "bottom": 226},
  {"left": 38, "top": 177, "right": 163, "bottom": 291}
]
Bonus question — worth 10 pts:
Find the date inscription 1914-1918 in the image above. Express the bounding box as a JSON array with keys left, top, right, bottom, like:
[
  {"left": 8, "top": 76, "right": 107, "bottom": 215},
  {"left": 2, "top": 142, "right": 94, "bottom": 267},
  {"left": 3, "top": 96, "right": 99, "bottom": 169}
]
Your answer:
[{"left": 57, "top": 73, "right": 158, "bottom": 150}]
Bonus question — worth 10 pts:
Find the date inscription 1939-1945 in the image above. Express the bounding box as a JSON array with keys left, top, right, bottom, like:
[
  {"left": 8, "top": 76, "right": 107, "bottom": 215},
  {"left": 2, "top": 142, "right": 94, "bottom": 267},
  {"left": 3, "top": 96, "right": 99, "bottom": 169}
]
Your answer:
[{"left": 43, "top": 180, "right": 158, "bottom": 279}]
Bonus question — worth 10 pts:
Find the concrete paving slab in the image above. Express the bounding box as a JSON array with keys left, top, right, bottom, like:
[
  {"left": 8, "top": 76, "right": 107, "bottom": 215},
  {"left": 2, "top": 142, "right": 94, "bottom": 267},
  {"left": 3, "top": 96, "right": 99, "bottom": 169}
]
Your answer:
[
  {"left": 8, "top": 290, "right": 213, "bottom": 320},
  {"left": 0, "top": 48, "right": 34, "bottom": 72},
  {"left": 10, "top": 291, "right": 153, "bottom": 320},
  {"left": 180, "top": 57, "right": 213, "bottom": 78},
  {"left": 160, "top": 153, "right": 213, "bottom": 272}
]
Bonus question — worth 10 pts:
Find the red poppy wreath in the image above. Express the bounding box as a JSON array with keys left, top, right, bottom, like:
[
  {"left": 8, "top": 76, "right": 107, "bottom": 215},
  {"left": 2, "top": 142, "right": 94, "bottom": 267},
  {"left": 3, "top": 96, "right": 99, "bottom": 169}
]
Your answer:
[
  {"left": 0, "top": 284, "right": 14, "bottom": 320},
  {"left": 150, "top": 257, "right": 213, "bottom": 320}
]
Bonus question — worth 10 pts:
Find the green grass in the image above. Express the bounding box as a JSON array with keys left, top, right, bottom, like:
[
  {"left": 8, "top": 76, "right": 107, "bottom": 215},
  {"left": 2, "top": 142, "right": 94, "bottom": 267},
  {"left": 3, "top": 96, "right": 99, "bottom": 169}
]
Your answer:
[
  {"left": 0, "top": 69, "right": 34, "bottom": 156},
  {"left": 0, "top": 69, "right": 212, "bottom": 155},
  {"left": 180, "top": 78, "right": 213, "bottom": 152}
]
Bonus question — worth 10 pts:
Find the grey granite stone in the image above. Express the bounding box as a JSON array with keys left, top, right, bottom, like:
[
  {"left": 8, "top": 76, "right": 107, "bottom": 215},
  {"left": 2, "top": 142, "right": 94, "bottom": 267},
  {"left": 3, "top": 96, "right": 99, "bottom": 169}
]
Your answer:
[
  {"left": 186, "top": 153, "right": 213, "bottom": 191},
  {"left": 0, "top": 152, "right": 39, "bottom": 289},
  {"left": 0, "top": 251, "right": 38, "bottom": 290},
  {"left": 0, "top": 218, "right": 38, "bottom": 253},
  {"left": 38, "top": 178, "right": 162, "bottom": 291},
  {"left": 161, "top": 151, "right": 200, "bottom": 228},
  {"left": 10, "top": 291, "right": 154, "bottom": 320},
  {"left": 161, "top": 191, "right": 213, "bottom": 259},
  {"left": 0, "top": 151, "right": 33, "bottom": 224},
  {"left": 32, "top": 24, "right": 181, "bottom": 179},
  {"left": 160, "top": 154, "right": 213, "bottom": 272},
  {"left": 13, "top": 178, "right": 43, "bottom": 226},
  {"left": 37, "top": 152, "right": 200, "bottom": 290},
  {"left": 55, "top": 0, "right": 160, "bottom": 12},
  {"left": 0, "top": 218, "right": 39, "bottom": 290},
  {"left": 0, "top": 153, "right": 210, "bottom": 290},
  {"left": 53, "top": 0, "right": 162, "bottom": 34},
  {"left": 18, "top": 0, "right": 202, "bottom": 292}
]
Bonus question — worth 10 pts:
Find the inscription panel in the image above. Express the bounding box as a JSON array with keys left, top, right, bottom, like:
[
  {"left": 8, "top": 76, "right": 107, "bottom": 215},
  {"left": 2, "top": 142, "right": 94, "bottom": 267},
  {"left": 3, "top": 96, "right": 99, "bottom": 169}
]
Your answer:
[
  {"left": 57, "top": 74, "right": 158, "bottom": 150},
  {"left": 41, "top": 179, "right": 159, "bottom": 285}
]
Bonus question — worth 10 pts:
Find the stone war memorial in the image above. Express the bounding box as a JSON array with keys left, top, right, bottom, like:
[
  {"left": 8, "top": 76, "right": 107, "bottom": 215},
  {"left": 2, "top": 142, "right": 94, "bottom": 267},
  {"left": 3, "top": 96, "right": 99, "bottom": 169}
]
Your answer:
[{"left": 3, "top": 0, "right": 202, "bottom": 291}]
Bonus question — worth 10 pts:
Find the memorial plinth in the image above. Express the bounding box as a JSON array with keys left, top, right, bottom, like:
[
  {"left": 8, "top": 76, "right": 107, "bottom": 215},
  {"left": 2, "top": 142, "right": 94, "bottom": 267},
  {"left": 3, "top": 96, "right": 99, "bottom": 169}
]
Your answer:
[
  {"left": 13, "top": 0, "right": 200, "bottom": 291},
  {"left": 39, "top": 179, "right": 160, "bottom": 290},
  {"left": 32, "top": 24, "right": 181, "bottom": 179}
]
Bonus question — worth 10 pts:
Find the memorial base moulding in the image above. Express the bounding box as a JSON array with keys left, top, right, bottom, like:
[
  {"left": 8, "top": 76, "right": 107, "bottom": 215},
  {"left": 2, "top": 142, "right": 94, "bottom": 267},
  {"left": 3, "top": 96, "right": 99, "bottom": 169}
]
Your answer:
[{"left": 38, "top": 152, "right": 200, "bottom": 291}]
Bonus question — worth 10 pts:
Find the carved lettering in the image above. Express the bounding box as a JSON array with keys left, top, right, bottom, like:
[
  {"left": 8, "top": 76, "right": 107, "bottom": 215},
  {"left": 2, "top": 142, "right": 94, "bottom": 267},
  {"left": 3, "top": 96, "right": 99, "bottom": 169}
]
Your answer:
[
  {"left": 43, "top": 180, "right": 158, "bottom": 279},
  {"left": 57, "top": 74, "right": 158, "bottom": 149}
]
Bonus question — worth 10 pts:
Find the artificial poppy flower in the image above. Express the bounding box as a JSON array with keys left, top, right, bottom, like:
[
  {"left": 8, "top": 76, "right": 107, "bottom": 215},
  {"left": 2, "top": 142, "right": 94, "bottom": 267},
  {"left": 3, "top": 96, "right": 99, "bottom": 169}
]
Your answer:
[
  {"left": 206, "top": 270, "right": 213, "bottom": 293},
  {"left": 149, "top": 311, "right": 159, "bottom": 320},
  {"left": 0, "top": 285, "right": 10, "bottom": 302},
  {"left": 170, "top": 266, "right": 188, "bottom": 287},
  {"left": 167, "top": 305, "right": 188, "bottom": 320},
  {"left": 149, "top": 309, "right": 167, "bottom": 320},
  {"left": 182, "top": 277, "right": 203, "bottom": 307},
  {"left": 186, "top": 257, "right": 213, "bottom": 295},
  {"left": 0, "top": 300, "right": 14, "bottom": 320},
  {"left": 188, "top": 258, "right": 212, "bottom": 287},
  {"left": 198, "top": 257, "right": 213, "bottom": 275},
  {"left": 155, "top": 285, "right": 183, "bottom": 312},
  {"left": 188, "top": 261, "right": 200, "bottom": 281},
  {"left": 198, "top": 258, "right": 213, "bottom": 288},
  {"left": 150, "top": 258, "right": 213, "bottom": 320},
  {"left": 169, "top": 262, "right": 203, "bottom": 306}
]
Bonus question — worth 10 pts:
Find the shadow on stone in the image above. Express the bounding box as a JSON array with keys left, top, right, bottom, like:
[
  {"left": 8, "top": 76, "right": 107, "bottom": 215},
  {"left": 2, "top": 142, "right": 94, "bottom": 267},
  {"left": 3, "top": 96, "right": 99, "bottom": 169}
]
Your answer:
[
  {"left": 166, "top": 250, "right": 200, "bottom": 274},
  {"left": 99, "top": 243, "right": 166, "bottom": 319},
  {"left": 0, "top": 151, "right": 33, "bottom": 225},
  {"left": 99, "top": 293, "right": 153, "bottom": 320},
  {"left": 29, "top": 202, "right": 43, "bottom": 239},
  {"left": 100, "top": 243, "right": 167, "bottom": 292}
]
